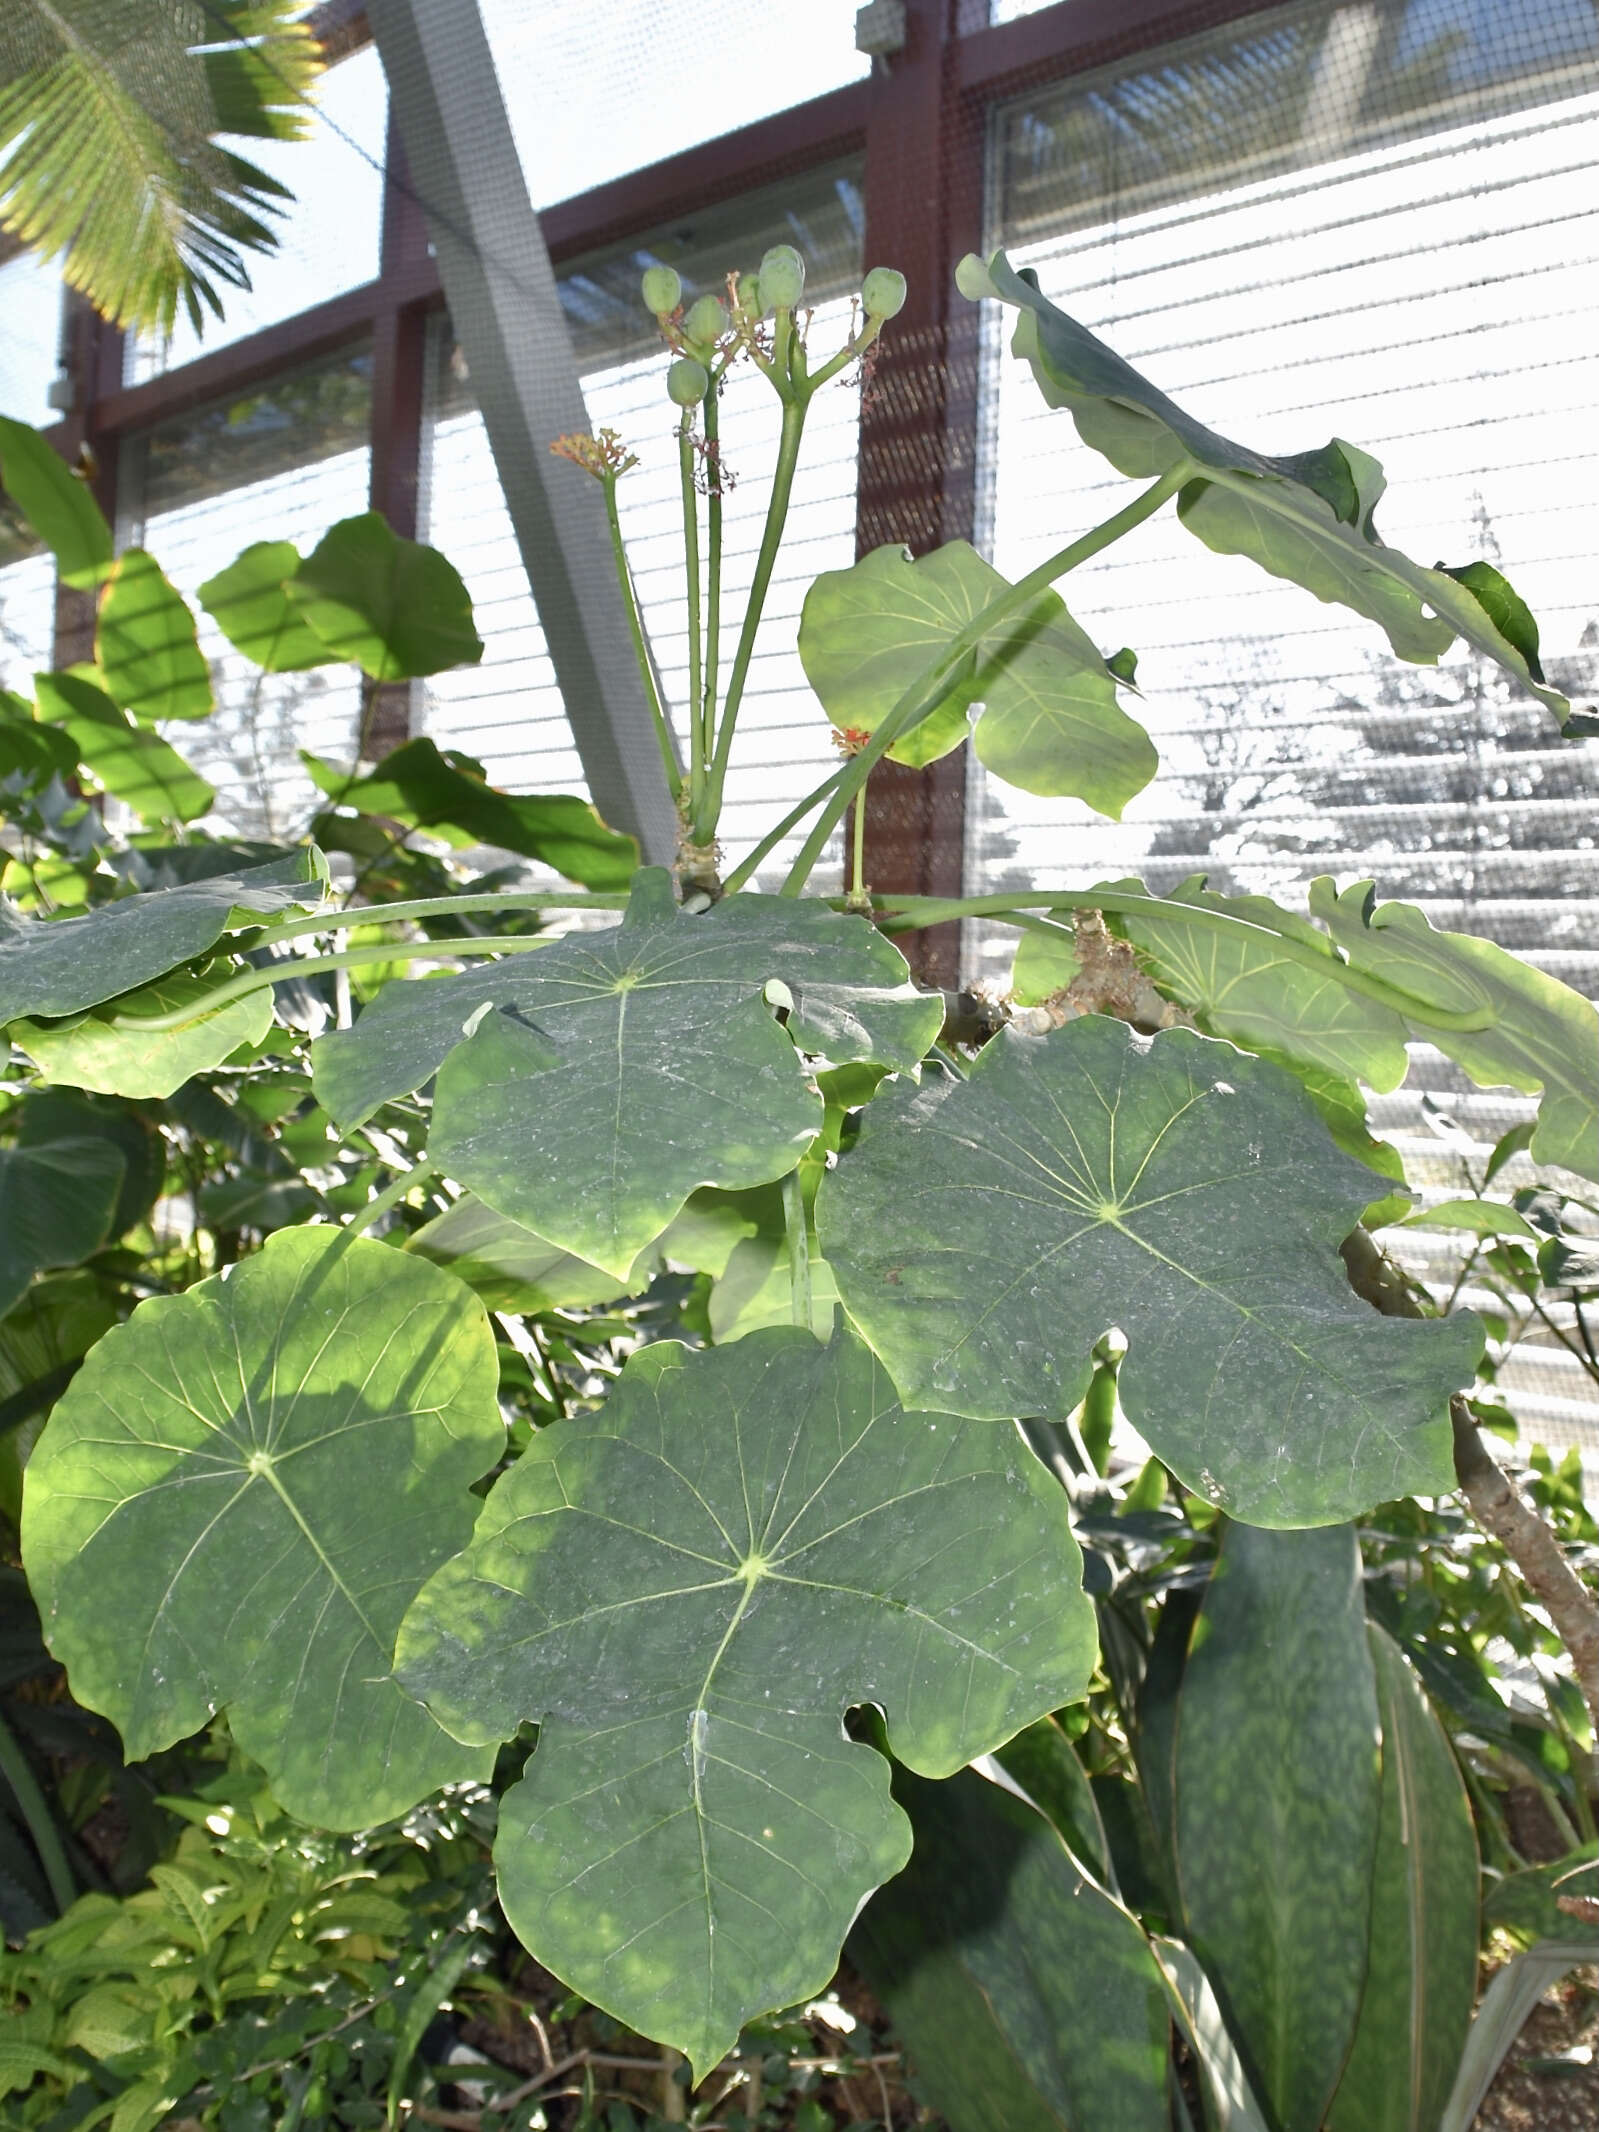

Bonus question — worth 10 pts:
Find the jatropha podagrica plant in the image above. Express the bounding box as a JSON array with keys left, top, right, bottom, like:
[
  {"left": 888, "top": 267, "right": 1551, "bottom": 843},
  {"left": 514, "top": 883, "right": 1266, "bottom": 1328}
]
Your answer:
[{"left": 4, "top": 233, "right": 1597, "bottom": 2085}]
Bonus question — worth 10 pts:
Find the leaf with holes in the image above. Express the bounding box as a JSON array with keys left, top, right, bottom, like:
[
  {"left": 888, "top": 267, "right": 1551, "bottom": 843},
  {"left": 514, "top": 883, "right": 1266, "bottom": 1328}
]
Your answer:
[
  {"left": 1309, "top": 878, "right": 1599, "bottom": 1181},
  {"left": 822, "top": 1017, "right": 1482, "bottom": 1526},
  {"left": 798, "top": 540, "right": 1155, "bottom": 814},
  {"left": 21, "top": 1227, "right": 505, "bottom": 1827},
  {"left": 965, "top": 251, "right": 1571, "bottom": 729},
  {"left": 395, "top": 1324, "right": 1094, "bottom": 2077},
  {"left": 0, "top": 848, "right": 327, "bottom": 1027},
  {"left": 313, "top": 868, "right": 942, "bottom": 1275}
]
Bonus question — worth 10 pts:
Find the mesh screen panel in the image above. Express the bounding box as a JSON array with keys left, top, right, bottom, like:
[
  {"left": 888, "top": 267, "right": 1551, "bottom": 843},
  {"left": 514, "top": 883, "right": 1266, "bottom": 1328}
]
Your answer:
[
  {"left": 968, "top": 0, "right": 1599, "bottom": 1453},
  {"left": 0, "top": 251, "right": 62, "bottom": 427}
]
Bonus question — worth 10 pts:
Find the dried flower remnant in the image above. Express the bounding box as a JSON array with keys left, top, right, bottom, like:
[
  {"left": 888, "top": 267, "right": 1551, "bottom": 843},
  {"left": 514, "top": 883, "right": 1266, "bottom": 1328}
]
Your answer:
[
  {"left": 831, "top": 726, "right": 872, "bottom": 757},
  {"left": 549, "top": 429, "right": 639, "bottom": 483}
]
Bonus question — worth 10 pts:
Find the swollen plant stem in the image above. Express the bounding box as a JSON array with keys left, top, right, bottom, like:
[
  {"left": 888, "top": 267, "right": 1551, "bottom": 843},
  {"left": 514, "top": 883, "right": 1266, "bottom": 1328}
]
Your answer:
[
  {"left": 866, "top": 889, "right": 1499, "bottom": 1034},
  {"left": 111, "top": 935, "right": 550, "bottom": 1032},
  {"left": 780, "top": 464, "right": 1192, "bottom": 894},
  {"left": 696, "top": 394, "right": 809, "bottom": 844},
  {"left": 0, "top": 1705, "right": 75, "bottom": 1916},
  {"left": 605, "top": 478, "right": 680, "bottom": 801},
  {"left": 680, "top": 422, "right": 705, "bottom": 814},
  {"left": 1341, "top": 1227, "right": 1599, "bottom": 1748},
  {"left": 703, "top": 385, "right": 722, "bottom": 762},
  {"left": 720, "top": 761, "right": 852, "bottom": 896},
  {"left": 256, "top": 890, "right": 628, "bottom": 947}
]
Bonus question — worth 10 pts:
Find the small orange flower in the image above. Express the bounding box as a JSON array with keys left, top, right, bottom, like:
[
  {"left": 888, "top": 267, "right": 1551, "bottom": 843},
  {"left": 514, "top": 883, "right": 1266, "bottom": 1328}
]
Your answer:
[{"left": 831, "top": 725, "right": 872, "bottom": 756}]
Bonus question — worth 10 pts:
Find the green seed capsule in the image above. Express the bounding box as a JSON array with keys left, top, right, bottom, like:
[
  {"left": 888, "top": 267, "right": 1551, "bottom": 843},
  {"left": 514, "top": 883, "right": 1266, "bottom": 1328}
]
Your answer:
[
  {"left": 667, "top": 357, "right": 709, "bottom": 407},
  {"left": 641, "top": 265, "right": 682, "bottom": 317},
  {"left": 736, "top": 271, "right": 764, "bottom": 318},
  {"left": 684, "top": 293, "right": 726, "bottom": 347},
  {"left": 861, "top": 266, "right": 907, "bottom": 319},
  {"left": 759, "top": 244, "right": 806, "bottom": 309}
]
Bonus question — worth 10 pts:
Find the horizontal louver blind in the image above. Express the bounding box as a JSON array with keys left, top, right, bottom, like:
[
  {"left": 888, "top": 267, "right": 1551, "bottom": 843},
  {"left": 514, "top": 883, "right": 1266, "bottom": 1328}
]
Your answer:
[{"left": 973, "top": 0, "right": 1599, "bottom": 1456}]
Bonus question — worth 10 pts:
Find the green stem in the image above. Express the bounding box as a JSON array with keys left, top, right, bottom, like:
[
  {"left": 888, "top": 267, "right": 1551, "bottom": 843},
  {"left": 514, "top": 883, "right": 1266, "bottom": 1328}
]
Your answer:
[
  {"left": 0, "top": 1706, "right": 75, "bottom": 1916},
  {"left": 605, "top": 476, "right": 681, "bottom": 801},
  {"left": 254, "top": 890, "right": 627, "bottom": 948},
  {"left": 783, "top": 1169, "right": 811, "bottom": 1330},
  {"left": 804, "top": 313, "right": 882, "bottom": 393},
  {"left": 333, "top": 1160, "right": 437, "bottom": 1254},
  {"left": 695, "top": 394, "right": 809, "bottom": 845},
  {"left": 702, "top": 384, "right": 723, "bottom": 767},
  {"left": 111, "top": 936, "right": 549, "bottom": 1032},
  {"left": 868, "top": 889, "right": 1499, "bottom": 1033},
  {"left": 680, "top": 419, "right": 704, "bottom": 816},
  {"left": 720, "top": 762, "right": 851, "bottom": 895},
  {"left": 849, "top": 774, "right": 868, "bottom": 906},
  {"left": 780, "top": 465, "right": 1192, "bottom": 895}
]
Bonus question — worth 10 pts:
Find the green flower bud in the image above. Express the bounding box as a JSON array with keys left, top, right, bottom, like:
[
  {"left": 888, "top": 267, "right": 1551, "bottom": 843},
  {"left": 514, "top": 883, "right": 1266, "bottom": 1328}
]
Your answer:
[
  {"left": 861, "top": 266, "right": 907, "bottom": 319},
  {"left": 666, "top": 356, "right": 709, "bottom": 407},
  {"left": 684, "top": 293, "right": 726, "bottom": 348},
  {"left": 735, "top": 271, "right": 764, "bottom": 318},
  {"left": 955, "top": 252, "right": 999, "bottom": 303},
  {"left": 641, "top": 264, "right": 682, "bottom": 316},
  {"left": 759, "top": 244, "right": 806, "bottom": 309}
]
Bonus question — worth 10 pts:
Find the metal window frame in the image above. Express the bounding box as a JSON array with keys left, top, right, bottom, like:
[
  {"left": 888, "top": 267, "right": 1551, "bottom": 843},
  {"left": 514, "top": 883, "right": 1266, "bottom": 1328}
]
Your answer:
[{"left": 37, "top": 0, "right": 1291, "bottom": 948}]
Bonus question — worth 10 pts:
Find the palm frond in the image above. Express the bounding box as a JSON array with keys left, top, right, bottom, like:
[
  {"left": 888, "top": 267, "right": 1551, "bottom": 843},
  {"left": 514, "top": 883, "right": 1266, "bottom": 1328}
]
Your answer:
[{"left": 0, "top": 0, "right": 324, "bottom": 339}]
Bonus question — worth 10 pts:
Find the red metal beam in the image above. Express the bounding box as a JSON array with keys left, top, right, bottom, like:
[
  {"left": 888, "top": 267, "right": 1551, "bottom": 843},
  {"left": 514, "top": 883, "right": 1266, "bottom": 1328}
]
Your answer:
[{"left": 955, "top": 0, "right": 1289, "bottom": 104}]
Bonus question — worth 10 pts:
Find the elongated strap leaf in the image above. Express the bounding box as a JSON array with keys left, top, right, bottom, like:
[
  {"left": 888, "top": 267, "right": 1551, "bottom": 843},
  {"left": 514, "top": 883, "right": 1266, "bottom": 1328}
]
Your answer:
[
  {"left": 1327, "top": 1625, "right": 1479, "bottom": 2132},
  {"left": 824, "top": 1016, "right": 1481, "bottom": 1526},
  {"left": 396, "top": 1325, "right": 1094, "bottom": 2078},
  {"left": 1174, "top": 1523, "right": 1380, "bottom": 2132},
  {"left": 851, "top": 1765, "right": 1170, "bottom": 2132},
  {"left": 22, "top": 1228, "right": 505, "bottom": 1828},
  {"left": 0, "top": 417, "right": 113, "bottom": 589}
]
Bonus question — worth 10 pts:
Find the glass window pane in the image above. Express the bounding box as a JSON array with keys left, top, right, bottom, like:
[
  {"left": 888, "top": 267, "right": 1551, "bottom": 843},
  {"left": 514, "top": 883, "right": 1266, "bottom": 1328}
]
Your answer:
[
  {"left": 421, "top": 164, "right": 865, "bottom": 883},
  {"left": 481, "top": 0, "right": 869, "bottom": 206},
  {"left": 0, "top": 252, "right": 64, "bottom": 427},
  {"left": 121, "top": 350, "right": 374, "bottom": 840},
  {"left": 0, "top": 549, "right": 56, "bottom": 696},
  {"left": 125, "top": 47, "right": 388, "bottom": 384}
]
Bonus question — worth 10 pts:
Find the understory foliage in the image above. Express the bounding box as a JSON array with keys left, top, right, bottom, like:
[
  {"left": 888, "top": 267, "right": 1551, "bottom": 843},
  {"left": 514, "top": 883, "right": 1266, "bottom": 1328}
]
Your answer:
[{"left": 0, "top": 244, "right": 1596, "bottom": 2132}]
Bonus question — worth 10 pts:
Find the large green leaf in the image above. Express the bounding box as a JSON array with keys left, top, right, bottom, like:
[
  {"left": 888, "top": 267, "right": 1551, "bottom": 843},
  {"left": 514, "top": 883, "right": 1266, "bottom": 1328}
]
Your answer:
[
  {"left": 1327, "top": 1625, "right": 1479, "bottom": 2132},
  {"left": 406, "top": 1187, "right": 762, "bottom": 1312},
  {"left": 0, "top": 1136, "right": 124, "bottom": 1317},
  {"left": 994, "top": 1715, "right": 1113, "bottom": 1888},
  {"left": 0, "top": 847, "right": 326, "bottom": 1026},
  {"left": 850, "top": 1765, "right": 1170, "bottom": 2132},
  {"left": 21, "top": 1227, "right": 504, "bottom": 1828},
  {"left": 0, "top": 417, "right": 112, "bottom": 588},
  {"left": 17, "top": 1089, "right": 166, "bottom": 1238},
  {"left": 95, "top": 550, "right": 213, "bottom": 722},
  {"left": 823, "top": 1017, "right": 1480, "bottom": 1526},
  {"left": 315, "top": 869, "right": 942, "bottom": 1277},
  {"left": 285, "top": 514, "right": 484, "bottom": 680},
  {"left": 0, "top": 687, "right": 77, "bottom": 790},
  {"left": 798, "top": 540, "right": 1155, "bottom": 815},
  {"left": 196, "top": 539, "right": 335, "bottom": 672},
  {"left": 395, "top": 1325, "right": 1094, "bottom": 2077},
  {"left": 34, "top": 671, "right": 213, "bottom": 822},
  {"left": 1173, "top": 1524, "right": 1380, "bottom": 2132},
  {"left": 1309, "top": 878, "right": 1599, "bottom": 1181},
  {"left": 12, "top": 964, "right": 273, "bottom": 1098},
  {"left": 1090, "top": 876, "right": 1411, "bottom": 1090},
  {"left": 304, "top": 737, "right": 638, "bottom": 890},
  {"left": 964, "top": 251, "right": 1572, "bottom": 731},
  {"left": 0, "top": 2, "right": 321, "bottom": 338}
]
